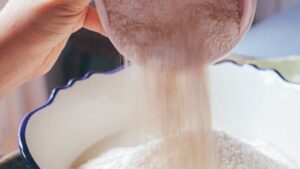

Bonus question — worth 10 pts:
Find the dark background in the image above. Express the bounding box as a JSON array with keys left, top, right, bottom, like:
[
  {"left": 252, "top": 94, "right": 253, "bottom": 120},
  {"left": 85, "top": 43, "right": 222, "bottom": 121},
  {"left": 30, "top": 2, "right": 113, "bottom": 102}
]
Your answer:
[{"left": 46, "top": 29, "right": 124, "bottom": 93}]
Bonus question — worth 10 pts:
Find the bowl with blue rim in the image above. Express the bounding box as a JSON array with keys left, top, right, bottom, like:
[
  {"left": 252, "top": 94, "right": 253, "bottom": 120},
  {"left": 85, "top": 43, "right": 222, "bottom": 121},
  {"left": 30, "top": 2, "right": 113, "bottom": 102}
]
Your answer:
[{"left": 17, "top": 56, "right": 300, "bottom": 169}]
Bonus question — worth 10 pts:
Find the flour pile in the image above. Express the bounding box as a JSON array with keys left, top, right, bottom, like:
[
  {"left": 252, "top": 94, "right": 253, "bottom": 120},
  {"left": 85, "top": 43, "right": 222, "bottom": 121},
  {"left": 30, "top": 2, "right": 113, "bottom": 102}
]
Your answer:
[{"left": 80, "top": 131, "right": 299, "bottom": 169}]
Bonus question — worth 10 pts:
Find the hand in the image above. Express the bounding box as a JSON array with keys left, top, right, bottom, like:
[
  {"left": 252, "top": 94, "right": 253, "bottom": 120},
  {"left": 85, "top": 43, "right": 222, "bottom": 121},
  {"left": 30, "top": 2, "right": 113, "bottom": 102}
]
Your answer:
[{"left": 0, "top": 0, "right": 104, "bottom": 98}]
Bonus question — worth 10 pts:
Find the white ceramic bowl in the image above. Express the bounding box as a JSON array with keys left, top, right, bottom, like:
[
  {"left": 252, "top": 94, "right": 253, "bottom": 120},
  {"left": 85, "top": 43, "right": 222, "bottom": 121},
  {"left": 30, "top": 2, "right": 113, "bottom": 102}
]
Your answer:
[{"left": 19, "top": 62, "right": 300, "bottom": 169}]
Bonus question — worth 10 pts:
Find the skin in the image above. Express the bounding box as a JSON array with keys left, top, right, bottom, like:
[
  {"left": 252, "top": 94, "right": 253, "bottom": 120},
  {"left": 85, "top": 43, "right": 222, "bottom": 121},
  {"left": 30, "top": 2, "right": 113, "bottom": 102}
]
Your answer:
[{"left": 0, "top": 0, "right": 105, "bottom": 99}]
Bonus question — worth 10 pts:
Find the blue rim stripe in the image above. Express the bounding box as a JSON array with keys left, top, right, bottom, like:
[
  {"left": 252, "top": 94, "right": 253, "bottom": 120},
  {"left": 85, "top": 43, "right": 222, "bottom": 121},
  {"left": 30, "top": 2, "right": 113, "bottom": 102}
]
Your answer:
[
  {"left": 18, "top": 60, "right": 298, "bottom": 169},
  {"left": 18, "top": 66, "right": 124, "bottom": 169}
]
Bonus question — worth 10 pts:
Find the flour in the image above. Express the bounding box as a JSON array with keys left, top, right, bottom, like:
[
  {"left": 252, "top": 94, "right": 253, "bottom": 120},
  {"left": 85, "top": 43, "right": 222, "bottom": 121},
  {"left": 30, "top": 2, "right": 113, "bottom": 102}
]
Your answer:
[
  {"left": 92, "top": 0, "right": 247, "bottom": 168},
  {"left": 98, "top": 0, "right": 240, "bottom": 69},
  {"left": 80, "top": 131, "right": 299, "bottom": 169}
]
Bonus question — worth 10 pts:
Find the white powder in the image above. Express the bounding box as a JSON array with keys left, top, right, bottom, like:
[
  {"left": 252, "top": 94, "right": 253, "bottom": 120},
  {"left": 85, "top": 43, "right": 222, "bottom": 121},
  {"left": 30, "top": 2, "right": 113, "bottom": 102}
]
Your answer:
[
  {"left": 91, "top": 0, "right": 257, "bottom": 169},
  {"left": 97, "top": 0, "right": 240, "bottom": 69},
  {"left": 94, "top": 0, "right": 242, "bottom": 168},
  {"left": 80, "top": 131, "right": 299, "bottom": 169}
]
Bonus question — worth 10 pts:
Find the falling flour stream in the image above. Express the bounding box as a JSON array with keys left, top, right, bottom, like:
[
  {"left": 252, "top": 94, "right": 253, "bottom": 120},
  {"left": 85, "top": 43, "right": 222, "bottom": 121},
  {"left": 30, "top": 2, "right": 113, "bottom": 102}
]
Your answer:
[{"left": 75, "top": 0, "right": 297, "bottom": 169}]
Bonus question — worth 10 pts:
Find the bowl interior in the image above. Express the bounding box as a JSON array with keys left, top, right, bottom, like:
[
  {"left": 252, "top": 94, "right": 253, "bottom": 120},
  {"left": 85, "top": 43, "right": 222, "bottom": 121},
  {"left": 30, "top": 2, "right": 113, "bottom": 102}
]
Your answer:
[{"left": 20, "top": 62, "right": 300, "bottom": 169}]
